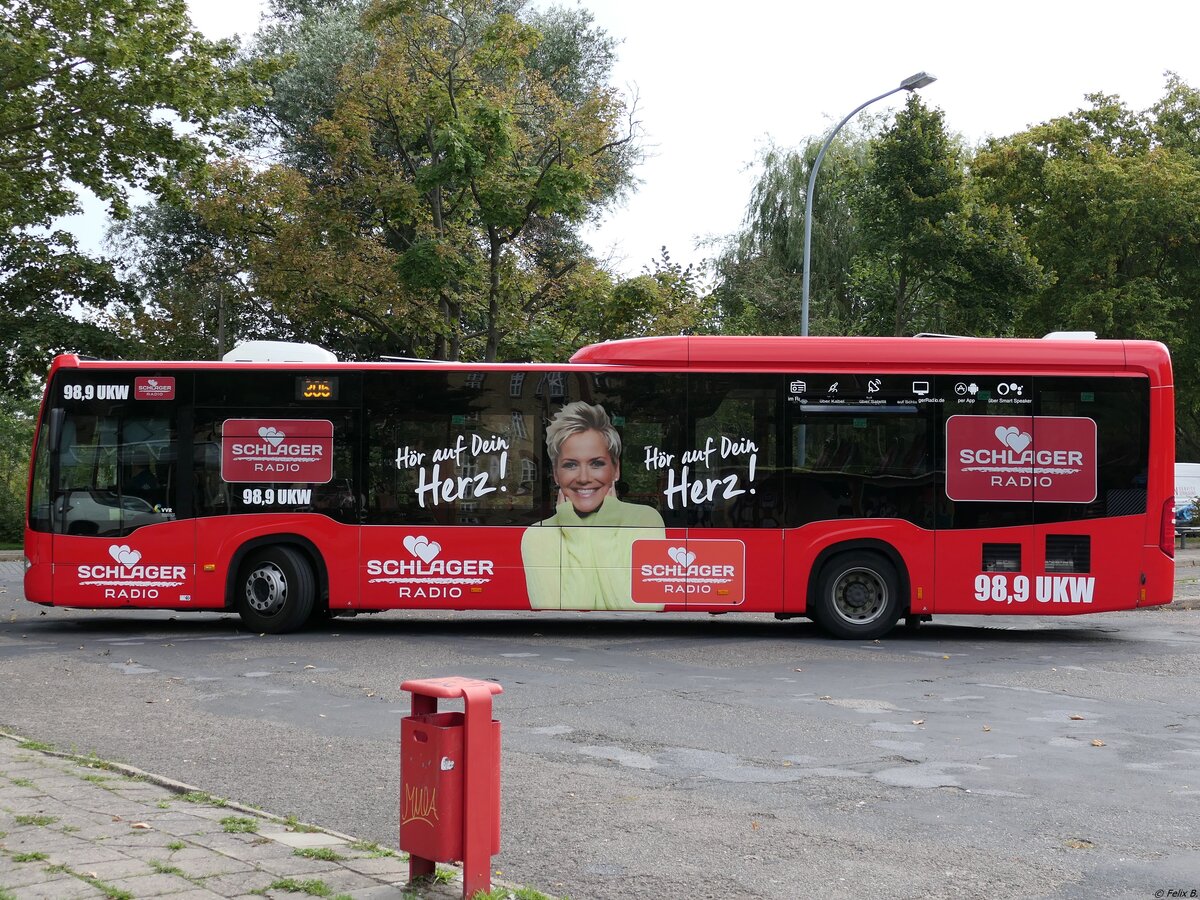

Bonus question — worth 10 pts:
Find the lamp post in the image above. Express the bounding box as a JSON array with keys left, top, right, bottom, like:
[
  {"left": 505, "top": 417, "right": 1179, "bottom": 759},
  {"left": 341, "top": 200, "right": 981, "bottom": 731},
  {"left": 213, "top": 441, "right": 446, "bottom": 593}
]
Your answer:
[{"left": 800, "top": 71, "right": 937, "bottom": 336}]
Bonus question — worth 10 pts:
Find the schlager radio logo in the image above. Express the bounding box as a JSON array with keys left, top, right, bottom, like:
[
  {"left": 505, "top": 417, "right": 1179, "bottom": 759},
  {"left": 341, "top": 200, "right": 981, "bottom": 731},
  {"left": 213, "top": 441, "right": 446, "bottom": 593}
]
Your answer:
[
  {"left": 221, "top": 418, "right": 333, "bottom": 483},
  {"left": 76, "top": 544, "right": 187, "bottom": 601},
  {"left": 367, "top": 534, "right": 494, "bottom": 601},
  {"left": 946, "top": 415, "right": 1096, "bottom": 503},
  {"left": 134, "top": 376, "right": 175, "bottom": 400},
  {"left": 631, "top": 539, "right": 745, "bottom": 604}
]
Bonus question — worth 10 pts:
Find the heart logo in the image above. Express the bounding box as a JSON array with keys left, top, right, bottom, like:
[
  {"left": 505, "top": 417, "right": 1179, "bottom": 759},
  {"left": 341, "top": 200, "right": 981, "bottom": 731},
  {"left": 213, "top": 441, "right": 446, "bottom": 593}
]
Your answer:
[
  {"left": 994, "top": 425, "right": 1033, "bottom": 453},
  {"left": 667, "top": 546, "right": 696, "bottom": 567},
  {"left": 258, "top": 426, "right": 286, "bottom": 448},
  {"left": 1007, "top": 431, "right": 1032, "bottom": 453},
  {"left": 108, "top": 544, "right": 142, "bottom": 567},
  {"left": 403, "top": 535, "right": 442, "bottom": 564}
]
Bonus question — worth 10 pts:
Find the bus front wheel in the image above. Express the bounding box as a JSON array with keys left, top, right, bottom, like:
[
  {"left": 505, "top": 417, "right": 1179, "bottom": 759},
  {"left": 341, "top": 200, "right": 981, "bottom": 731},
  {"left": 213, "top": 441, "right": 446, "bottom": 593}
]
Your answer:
[
  {"left": 236, "top": 546, "right": 315, "bottom": 634},
  {"left": 813, "top": 552, "right": 902, "bottom": 640}
]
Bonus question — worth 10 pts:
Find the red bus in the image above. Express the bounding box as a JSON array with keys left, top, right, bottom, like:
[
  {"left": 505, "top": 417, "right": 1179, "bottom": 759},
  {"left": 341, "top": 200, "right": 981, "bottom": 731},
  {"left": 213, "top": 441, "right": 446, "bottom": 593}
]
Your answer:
[{"left": 23, "top": 334, "right": 1176, "bottom": 639}]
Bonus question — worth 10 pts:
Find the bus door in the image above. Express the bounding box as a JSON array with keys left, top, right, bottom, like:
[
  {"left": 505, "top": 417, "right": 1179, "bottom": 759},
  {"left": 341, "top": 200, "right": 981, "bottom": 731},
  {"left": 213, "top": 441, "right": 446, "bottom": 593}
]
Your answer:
[
  {"left": 193, "top": 370, "right": 362, "bottom": 611},
  {"left": 665, "top": 373, "right": 785, "bottom": 612},
  {"left": 361, "top": 369, "right": 530, "bottom": 612},
  {"left": 44, "top": 371, "right": 195, "bottom": 609}
]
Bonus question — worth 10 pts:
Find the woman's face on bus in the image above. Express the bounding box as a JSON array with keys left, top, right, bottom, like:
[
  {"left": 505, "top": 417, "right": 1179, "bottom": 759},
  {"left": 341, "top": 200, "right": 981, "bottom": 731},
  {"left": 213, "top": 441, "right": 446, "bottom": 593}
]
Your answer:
[{"left": 554, "top": 429, "right": 619, "bottom": 516}]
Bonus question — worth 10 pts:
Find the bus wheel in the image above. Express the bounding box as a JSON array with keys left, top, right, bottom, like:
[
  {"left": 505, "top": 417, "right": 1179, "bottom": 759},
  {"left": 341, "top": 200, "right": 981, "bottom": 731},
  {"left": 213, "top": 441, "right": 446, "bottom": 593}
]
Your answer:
[
  {"left": 236, "top": 546, "right": 315, "bottom": 634},
  {"left": 814, "top": 552, "right": 902, "bottom": 640}
]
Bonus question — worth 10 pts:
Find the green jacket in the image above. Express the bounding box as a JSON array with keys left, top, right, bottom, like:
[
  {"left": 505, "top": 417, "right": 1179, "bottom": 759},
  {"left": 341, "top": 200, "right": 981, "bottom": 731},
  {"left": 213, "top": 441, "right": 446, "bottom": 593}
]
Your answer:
[{"left": 521, "top": 496, "right": 665, "bottom": 610}]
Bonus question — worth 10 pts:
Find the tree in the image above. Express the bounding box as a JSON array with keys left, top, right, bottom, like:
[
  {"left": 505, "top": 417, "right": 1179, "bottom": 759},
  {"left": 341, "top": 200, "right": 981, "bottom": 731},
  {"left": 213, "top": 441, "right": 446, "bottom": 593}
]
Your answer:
[
  {"left": 106, "top": 200, "right": 283, "bottom": 360},
  {"left": 0, "top": 0, "right": 259, "bottom": 382},
  {"left": 973, "top": 81, "right": 1200, "bottom": 454},
  {"left": 712, "top": 128, "right": 874, "bottom": 335},
  {"left": 315, "top": 0, "right": 639, "bottom": 360},
  {"left": 0, "top": 390, "right": 37, "bottom": 543},
  {"left": 576, "top": 248, "right": 710, "bottom": 344},
  {"left": 714, "top": 99, "right": 1041, "bottom": 338},
  {"left": 852, "top": 95, "right": 1042, "bottom": 336},
  {"left": 118, "top": 0, "right": 642, "bottom": 362},
  {"left": 237, "top": 0, "right": 375, "bottom": 173}
]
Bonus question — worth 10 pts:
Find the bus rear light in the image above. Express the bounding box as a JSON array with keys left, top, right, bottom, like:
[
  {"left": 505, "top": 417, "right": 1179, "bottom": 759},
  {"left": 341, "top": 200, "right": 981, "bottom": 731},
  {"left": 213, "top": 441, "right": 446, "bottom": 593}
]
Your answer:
[{"left": 1161, "top": 499, "right": 1176, "bottom": 558}]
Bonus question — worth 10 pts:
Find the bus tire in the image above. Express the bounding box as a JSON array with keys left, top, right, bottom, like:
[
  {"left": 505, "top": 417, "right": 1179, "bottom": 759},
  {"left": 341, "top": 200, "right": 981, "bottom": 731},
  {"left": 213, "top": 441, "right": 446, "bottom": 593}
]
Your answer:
[
  {"left": 813, "top": 551, "right": 902, "bottom": 640},
  {"left": 236, "top": 546, "right": 315, "bottom": 634}
]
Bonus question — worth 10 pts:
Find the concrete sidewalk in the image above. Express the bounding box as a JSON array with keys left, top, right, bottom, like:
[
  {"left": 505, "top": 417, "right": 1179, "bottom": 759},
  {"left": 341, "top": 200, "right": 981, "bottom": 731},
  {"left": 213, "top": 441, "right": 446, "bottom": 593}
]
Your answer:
[{"left": 0, "top": 733, "right": 508, "bottom": 900}]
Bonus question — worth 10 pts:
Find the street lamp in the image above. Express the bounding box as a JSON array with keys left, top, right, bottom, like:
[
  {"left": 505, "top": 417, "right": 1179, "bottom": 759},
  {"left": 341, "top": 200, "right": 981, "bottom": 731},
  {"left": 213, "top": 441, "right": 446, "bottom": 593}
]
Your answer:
[{"left": 800, "top": 71, "right": 937, "bottom": 336}]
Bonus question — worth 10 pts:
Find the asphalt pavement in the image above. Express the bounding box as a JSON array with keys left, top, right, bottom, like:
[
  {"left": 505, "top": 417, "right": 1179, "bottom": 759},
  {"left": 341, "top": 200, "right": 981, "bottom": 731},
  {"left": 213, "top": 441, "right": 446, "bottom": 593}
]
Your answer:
[{"left": 3, "top": 545, "right": 1198, "bottom": 899}]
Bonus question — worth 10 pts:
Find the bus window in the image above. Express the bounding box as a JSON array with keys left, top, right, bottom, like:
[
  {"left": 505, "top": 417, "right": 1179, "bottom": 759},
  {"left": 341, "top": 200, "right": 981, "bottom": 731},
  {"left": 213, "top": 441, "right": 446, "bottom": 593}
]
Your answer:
[
  {"left": 788, "top": 404, "right": 934, "bottom": 527},
  {"left": 1034, "top": 377, "right": 1149, "bottom": 523},
  {"left": 28, "top": 424, "right": 51, "bottom": 533},
  {"left": 686, "top": 374, "right": 781, "bottom": 528},
  {"left": 365, "top": 370, "right": 548, "bottom": 527},
  {"left": 193, "top": 369, "right": 361, "bottom": 523},
  {"left": 51, "top": 413, "right": 176, "bottom": 536}
]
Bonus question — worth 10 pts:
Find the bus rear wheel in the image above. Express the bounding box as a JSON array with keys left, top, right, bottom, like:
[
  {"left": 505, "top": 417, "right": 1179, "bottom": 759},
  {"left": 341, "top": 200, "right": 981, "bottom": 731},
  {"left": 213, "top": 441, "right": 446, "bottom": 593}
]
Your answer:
[
  {"left": 814, "top": 552, "right": 902, "bottom": 640},
  {"left": 236, "top": 546, "right": 315, "bottom": 634}
]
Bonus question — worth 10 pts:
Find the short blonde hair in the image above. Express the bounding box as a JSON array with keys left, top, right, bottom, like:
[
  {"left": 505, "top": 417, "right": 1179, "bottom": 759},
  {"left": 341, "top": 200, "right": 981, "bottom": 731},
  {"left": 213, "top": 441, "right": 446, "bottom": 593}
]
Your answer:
[{"left": 545, "top": 401, "right": 621, "bottom": 463}]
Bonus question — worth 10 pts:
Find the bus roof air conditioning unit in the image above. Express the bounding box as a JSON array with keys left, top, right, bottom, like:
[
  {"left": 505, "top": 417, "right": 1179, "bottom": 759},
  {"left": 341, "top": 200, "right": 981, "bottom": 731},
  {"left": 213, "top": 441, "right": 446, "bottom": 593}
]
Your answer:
[
  {"left": 222, "top": 341, "right": 338, "bottom": 363},
  {"left": 1042, "top": 331, "right": 1097, "bottom": 340}
]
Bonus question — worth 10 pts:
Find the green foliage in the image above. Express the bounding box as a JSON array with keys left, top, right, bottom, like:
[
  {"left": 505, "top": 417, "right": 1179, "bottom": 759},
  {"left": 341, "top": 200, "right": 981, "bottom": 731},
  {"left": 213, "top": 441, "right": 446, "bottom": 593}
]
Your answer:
[
  {"left": 107, "top": 200, "right": 280, "bottom": 360},
  {"left": 117, "top": 0, "right": 642, "bottom": 363},
  {"left": 0, "top": 0, "right": 263, "bottom": 391},
  {"left": 220, "top": 815, "right": 259, "bottom": 833},
  {"left": 16, "top": 739, "right": 55, "bottom": 751},
  {"left": 179, "top": 791, "right": 227, "bottom": 805},
  {"left": 0, "top": 0, "right": 246, "bottom": 229},
  {"left": 508, "top": 246, "right": 710, "bottom": 360},
  {"left": 0, "top": 234, "right": 135, "bottom": 390},
  {"left": 712, "top": 128, "right": 875, "bottom": 335},
  {"left": 267, "top": 877, "right": 351, "bottom": 899},
  {"left": 315, "top": 0, "right": 640, "bottom": 359},
  {"left": 715, "top": 100, "right": 1042, "bottom": 338},
  {"left": 13, "top": 814, "right": 57, "bottom": 826},
  {"left": 972, "top": 80, "right": 1200, "bottom": 454},
  {"left": 0, "top": 390, "right": 37, "bottom": 543},
  {"left": 469, "top": 887, "right": 557, "bottom": 900},
  {"left": 293, "top": 847, "right": 344, "bottom": 861},
  {"left": 851, "top": 95, "right": 1043, "bottom": 336}
]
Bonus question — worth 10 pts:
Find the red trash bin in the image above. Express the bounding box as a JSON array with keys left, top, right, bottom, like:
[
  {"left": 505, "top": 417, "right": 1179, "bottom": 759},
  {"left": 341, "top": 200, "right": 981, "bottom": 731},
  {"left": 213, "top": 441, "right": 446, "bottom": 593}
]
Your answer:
[{"left": 399, "top": 677, "right": 502, "bottom": 898}]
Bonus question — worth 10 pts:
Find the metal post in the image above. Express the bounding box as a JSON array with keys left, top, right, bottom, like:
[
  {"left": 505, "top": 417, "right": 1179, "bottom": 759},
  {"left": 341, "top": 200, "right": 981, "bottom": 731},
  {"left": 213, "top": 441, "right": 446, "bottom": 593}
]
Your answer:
[{"left": 801, "top": 72, "right": 937, "bottom": 336}]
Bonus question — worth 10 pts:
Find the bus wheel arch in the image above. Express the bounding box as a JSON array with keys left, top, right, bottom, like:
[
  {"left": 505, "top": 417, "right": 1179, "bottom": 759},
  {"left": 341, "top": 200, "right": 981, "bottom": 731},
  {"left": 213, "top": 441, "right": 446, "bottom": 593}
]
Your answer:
[
  {"left": 227, "top": 536, "right": 328, "bottom": 633},
  {"left": 807, "top": 540, "right": 909, "bottom": 640}
]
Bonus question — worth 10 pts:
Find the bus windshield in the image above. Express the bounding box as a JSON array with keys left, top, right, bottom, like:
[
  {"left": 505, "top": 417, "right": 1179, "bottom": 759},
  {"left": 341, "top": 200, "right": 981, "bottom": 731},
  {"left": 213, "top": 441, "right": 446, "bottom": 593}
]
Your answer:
[{"left": 30, "top": 404, "right": 176, "bottom": 537}]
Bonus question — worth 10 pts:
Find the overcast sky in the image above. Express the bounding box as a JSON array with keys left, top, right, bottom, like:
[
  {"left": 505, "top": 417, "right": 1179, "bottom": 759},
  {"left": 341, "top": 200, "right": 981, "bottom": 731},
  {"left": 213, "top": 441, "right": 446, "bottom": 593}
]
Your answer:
[{"left": 67, "top": 0, "right": 1200, "bottom": 279}]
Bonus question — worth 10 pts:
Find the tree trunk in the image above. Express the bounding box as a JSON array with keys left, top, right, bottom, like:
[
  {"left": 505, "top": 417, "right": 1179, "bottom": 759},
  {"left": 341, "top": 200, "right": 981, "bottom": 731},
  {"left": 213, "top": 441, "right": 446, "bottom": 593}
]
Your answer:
[
  {"left": 893, "top": 271, "right": 908, "bottom": 336},
  {"left": 484, "top": 231, "right": 502, "bottom": 362}
]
